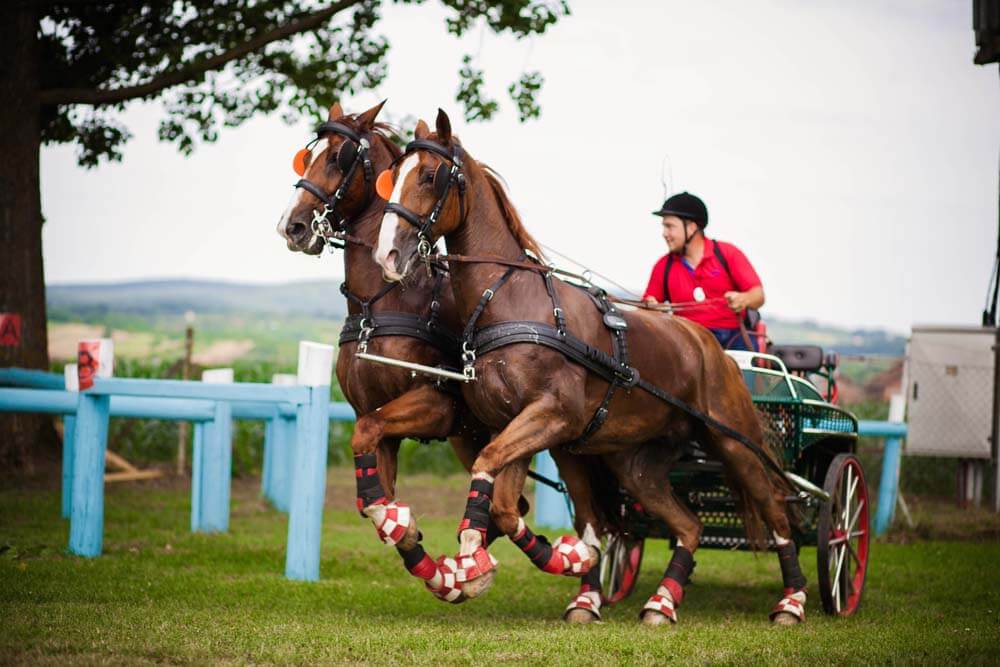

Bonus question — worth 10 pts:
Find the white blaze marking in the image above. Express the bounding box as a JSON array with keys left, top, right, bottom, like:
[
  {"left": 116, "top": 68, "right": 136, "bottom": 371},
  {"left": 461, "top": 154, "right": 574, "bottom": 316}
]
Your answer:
[
  {"left": 375, "top": 154, "right": 419, "bottom": 267},
  {"left": 277, "top": 145, "right": 327, "bottom": 238}
]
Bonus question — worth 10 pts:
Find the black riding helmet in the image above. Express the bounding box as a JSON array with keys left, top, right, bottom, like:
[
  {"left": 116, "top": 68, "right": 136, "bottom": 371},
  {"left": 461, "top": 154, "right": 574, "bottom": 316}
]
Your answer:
[{"left": 652, "top": 191, "right": 708, "bottom": 228}]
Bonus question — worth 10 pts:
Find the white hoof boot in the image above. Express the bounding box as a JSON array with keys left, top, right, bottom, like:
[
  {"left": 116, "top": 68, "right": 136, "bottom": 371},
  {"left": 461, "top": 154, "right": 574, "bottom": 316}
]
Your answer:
[
  {"left": 640, "top": 586, "right": 678, "bottom": 626},
  {"left": 563, "top": 590, "right": 602, "bottom": 623},
  {"left": 363, "top": 501, "right": 419, "bottom": 550},
  {"left": 770, "top": 590, "right": 806, "bottom": 625}
]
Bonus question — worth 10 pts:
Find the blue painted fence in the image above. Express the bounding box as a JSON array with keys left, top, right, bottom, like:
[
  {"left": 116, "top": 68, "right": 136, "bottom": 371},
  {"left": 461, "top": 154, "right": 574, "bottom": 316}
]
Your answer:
[{"left": 0, "top": 342, "right": 347, "bottom": 582}]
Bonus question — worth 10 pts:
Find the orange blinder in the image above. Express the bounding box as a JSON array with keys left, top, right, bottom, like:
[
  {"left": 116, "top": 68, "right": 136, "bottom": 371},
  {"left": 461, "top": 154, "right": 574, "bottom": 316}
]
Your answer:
[
  {"left": 375, "top": 169, "right": 395, "bottom": 201},
  {"left": 292, "top": 148, "right": 311, "bottom": 176}
]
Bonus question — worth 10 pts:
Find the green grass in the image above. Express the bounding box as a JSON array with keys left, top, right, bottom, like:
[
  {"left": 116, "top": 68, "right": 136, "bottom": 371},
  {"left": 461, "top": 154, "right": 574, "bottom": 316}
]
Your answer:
[{"left": 2, "top": 475, "right": 999, "bottom": 665}]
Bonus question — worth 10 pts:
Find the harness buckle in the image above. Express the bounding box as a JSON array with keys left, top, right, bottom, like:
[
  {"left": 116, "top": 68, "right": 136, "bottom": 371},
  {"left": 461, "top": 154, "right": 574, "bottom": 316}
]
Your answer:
[
  {"left": 483, "top": 288, "right": 495, "bottom": 301},
  {"left": 417, "top": 237, "right": 432, "bottom": 260}
]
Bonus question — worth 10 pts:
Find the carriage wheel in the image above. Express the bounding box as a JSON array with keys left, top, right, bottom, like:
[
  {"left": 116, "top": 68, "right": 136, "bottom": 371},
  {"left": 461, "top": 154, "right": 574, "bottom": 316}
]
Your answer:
[
  {"left": 599, "top": 533, "right": 644, "bottom": 605},
  {"left": 816, "top": 453, "right": 870, "bottom": 616}
]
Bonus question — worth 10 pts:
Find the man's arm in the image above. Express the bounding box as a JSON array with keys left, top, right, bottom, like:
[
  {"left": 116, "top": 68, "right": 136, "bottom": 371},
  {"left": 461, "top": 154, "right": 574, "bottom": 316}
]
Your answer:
[{"left": 724, "top": 285, "right": 765, "bottom": 312}]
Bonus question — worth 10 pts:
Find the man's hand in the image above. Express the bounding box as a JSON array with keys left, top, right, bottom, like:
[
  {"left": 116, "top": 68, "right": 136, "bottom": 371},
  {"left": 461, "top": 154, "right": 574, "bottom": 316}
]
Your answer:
[
  {"left": 725, "top": 286, "right": 765, "bottom": 312},
  {"left": 724, "top": 291, "right": 749, "bottom": 312},
  {"left": 644, "top": 296, "right": 658, "bottom": 307}
]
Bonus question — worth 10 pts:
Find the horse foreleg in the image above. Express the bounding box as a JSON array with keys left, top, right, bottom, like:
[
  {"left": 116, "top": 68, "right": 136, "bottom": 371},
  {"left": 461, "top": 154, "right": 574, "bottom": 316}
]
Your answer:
[
  {"left": 450, "top": 397, "right": 579, "bottom": 600},
  {"left": 605, "top": 447, "right": 703, "bottom": 627},
  {"left": 351, "top": 384, "right": 457, "bottom": 593}
]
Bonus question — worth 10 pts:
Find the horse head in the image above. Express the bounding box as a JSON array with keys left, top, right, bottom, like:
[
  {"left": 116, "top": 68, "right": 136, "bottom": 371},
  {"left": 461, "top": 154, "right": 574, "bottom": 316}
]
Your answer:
[
  {"left": 374, "top": 109, "right": 468, "bottom": 281},
  {"left": 277, "top": 100, "right": 387, "bottom": 255}
]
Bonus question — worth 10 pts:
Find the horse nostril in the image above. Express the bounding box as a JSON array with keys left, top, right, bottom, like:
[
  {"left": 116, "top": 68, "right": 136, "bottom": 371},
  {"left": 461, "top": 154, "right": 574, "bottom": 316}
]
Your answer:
[
  {"left": 287, "top": 221, "right": 308, "bottom": 240},
  {"left": 387, "top": 249, "right": 399, "bottom": 271}
]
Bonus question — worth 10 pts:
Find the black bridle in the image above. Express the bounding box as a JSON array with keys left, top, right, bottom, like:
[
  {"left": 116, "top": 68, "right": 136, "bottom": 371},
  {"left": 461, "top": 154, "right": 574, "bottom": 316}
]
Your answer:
[
  {"left": 383, "top": 138, "right": 467, "bottom": 259},
  {"left": 293, "top": 121, "right": 375, "bottom": 246}
]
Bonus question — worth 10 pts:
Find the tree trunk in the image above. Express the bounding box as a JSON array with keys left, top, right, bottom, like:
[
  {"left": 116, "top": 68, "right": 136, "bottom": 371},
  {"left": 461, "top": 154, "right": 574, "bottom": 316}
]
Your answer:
[{"left": 0, "top": 4, "right": 58, "bottom": 471}]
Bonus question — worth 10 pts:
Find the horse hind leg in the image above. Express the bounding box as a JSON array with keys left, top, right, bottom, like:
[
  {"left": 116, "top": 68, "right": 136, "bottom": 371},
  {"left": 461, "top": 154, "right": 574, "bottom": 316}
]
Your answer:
[
  {"left": 549, "top": 448, "right": 605, "bottom": 624},
  {"left": 604, "top": 448, "right": 703, "bottom": 627},
  {"left": 702, "top": 424, "right": 807, "bottom": 625}
]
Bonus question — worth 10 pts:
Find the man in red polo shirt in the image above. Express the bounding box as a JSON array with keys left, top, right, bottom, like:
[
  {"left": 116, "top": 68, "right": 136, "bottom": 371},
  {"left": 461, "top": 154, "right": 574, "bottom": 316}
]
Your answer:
[{"left": 642, "top": 192, "right": 765, "bottom": 350}]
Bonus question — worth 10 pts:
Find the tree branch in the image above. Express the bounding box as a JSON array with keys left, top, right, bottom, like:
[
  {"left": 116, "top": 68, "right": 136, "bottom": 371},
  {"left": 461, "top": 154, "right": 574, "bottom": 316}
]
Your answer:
[{"left": 39, "top": 0, "right": 363, "bottom": 106}]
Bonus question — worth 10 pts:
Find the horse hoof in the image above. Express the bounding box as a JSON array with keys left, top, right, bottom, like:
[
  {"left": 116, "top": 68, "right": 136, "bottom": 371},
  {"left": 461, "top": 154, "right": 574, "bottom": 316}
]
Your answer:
[
  {"left": 461, "top": 568, "right": 496, "bottom": 599},
  {"left": 640, "top": 610, "right": 674, "bottom": 627},
  {"left": 565, "top": 608, "right": 599, "bottom": 625},
  {"left": 771, "top": 611, "right": 801, "bottom": 626}
]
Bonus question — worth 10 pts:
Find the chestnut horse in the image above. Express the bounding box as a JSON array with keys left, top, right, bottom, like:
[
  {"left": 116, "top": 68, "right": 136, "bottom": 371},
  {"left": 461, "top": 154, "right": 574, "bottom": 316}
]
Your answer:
[
  {"left": 276, "top": 102, "right": 603, "bottom": 616},
  {"left": 373, "top": 110, "right": 809, "bottom": 625}
]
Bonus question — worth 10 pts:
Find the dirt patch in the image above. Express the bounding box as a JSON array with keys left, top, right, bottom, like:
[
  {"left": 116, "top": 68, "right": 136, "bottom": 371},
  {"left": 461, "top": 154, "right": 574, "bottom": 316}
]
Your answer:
[
  {"left": 47, "top": 323, "right": 104, "bottom": 360},
  {"left": 192, "top": 340, "right": 255, "bottom": 365}
]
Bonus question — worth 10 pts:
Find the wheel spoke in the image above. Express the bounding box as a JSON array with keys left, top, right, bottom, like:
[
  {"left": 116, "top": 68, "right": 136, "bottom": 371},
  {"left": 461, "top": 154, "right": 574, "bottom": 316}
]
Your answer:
[
  {"left": 846, "top": 498, "right": 865, "bottom": 535},
  {"left": 849, "top": 530, "right": 866, "bottom": 539},
  {"left": 840, "top": 467, "right": 853, "bottom": 528},
  {"left": 831, "top": 544, "right": 847, "bottom": 612},
  {"left": 845, "top": 539, "right": 862, "bottom": 569}
]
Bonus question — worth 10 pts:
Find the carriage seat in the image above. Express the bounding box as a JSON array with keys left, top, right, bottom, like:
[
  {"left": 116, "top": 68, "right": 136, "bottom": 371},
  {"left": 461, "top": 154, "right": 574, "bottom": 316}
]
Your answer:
[{"left": 770, "top": 345, "right": 838, "bottom": 372}]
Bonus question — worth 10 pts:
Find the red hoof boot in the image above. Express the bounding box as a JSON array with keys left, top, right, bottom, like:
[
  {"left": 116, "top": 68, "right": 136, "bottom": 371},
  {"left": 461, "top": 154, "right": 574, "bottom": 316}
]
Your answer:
[
  {"left": 770, "top": 590, "right": 806, "bottom": 625},
  {"left": 366, "top": 501, "right": 416, "bottom": 548},
  {"left": 640, "top": 590, "right": 678, "bottom": 626},
  {"left": 544, "top": 536, "right": 595, "bottom": 576},
  {"left": 564, "top": 591, "right": 602, "bottom": 623},
  {"left": 426, "top": 549, "right": 498, "bottom": 603}
]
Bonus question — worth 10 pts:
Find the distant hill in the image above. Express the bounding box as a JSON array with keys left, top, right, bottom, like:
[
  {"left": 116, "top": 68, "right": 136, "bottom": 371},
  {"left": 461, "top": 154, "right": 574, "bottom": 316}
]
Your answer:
[
  {"left": 47, "top": 279, "right": 347, "bottom": 320},
  {"left": 45, "top": 279, "right": 906, "bottom": 360}
]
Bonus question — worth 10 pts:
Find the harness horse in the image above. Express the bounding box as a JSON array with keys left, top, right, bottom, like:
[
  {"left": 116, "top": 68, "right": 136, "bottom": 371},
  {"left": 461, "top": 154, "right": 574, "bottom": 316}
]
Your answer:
[
  {"left": 276, "top": 102, "right": 602, "bottom": 611},
  {"left": 373, "top": 110, "right": 814, "bottom": 625}
]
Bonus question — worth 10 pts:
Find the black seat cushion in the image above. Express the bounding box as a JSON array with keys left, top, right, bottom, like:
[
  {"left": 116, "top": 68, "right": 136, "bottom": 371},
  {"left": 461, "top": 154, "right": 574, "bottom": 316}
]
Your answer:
[{"left": 771, "top": 345, "right": 825, "bottom": 372}]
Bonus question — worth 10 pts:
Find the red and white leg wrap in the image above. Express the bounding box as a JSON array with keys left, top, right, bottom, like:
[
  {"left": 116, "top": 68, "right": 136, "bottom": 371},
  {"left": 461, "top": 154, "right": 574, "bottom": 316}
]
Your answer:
[
  {"left": 365, "top": 500, "right": 412, "bottom": 546},
  {"left": 551, "top": 535, "right": 595, "bottom": 576},
  {"left": 425, "top": 549, "right": 499, "bottom": 604},
  {"left": 641, "top": 586, "right": 678, "bottom": 623},
  {"left": 770, "top": 589, "right": 807, "bottom": 623},
  {"left": 564, "top": 587, "right": 602, "bottom": 621}
]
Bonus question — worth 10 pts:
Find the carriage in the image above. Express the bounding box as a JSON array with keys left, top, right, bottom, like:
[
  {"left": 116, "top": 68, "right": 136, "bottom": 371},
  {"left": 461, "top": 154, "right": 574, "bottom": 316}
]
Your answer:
[{"left": 593, "top": 344, "right": 870, "bottom": 617}]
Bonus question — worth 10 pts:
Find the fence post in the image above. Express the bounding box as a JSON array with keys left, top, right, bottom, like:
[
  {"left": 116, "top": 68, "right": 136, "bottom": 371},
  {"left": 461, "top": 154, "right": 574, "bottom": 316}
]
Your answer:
[
  {"left": 263, "top": 373, "right": 296, "bottom": 511},
  {"left": 61, "top": 364, "right": 78, "bottom": 519},
  {"left": 285, "top": 341, "right": 334, "bottom": 581},
  {"left": 68, "top": 339, "right": 114, "bottom": 557},
  {"left": 190, "top": 422, "right": 205, "bottom": 532},
  {"left": 875, "top": 394, "right": 906, "bottom": 536},
  {"left": 191, "top": 368, "right": 233, "bottom": 533},
  {"left": 534, "top": 449, "right": 574, "bottom": 530}
]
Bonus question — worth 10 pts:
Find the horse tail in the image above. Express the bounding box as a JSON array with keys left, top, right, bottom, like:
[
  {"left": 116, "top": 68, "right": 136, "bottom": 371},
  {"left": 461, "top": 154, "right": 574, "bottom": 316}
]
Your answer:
[{"left": 720, "top": 405, "right": 791, "bottom": 552}]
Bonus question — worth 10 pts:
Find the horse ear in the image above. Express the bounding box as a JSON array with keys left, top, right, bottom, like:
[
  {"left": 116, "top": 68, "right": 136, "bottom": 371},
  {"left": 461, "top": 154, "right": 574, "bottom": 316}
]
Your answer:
[
  {"left": 356, "top": 99, "right": 386, "bottom": 129},
  {"left": 328, "top": 101, "right": 344, "bottom": 120},
  {"left": 435, "top": 109, "right": 452, "bottom": 143},
  {"left": 414, "top": 119, "right": 430, "bottom": 140}
]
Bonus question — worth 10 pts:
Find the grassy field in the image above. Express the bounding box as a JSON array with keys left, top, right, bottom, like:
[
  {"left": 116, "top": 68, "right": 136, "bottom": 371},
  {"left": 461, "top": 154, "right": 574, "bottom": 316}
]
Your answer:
[{"left": 2, "top": 471, "right": 999, "bottom": 665}]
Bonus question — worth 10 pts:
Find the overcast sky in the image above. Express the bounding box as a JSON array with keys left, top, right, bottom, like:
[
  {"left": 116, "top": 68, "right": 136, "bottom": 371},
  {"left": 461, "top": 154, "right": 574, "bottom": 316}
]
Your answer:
[{"left": 41, "top": 1, "right": 999, "bottom": 333}]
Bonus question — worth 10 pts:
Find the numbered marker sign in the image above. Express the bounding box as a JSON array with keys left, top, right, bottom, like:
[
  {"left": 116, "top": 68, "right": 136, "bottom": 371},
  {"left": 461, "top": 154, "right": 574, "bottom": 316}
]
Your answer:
[
  {"left": 0, "top": 313, "right": 22, "bottom": 347},
  {"left": 77, "top": 338, "right": 114, "bottom": 390}
]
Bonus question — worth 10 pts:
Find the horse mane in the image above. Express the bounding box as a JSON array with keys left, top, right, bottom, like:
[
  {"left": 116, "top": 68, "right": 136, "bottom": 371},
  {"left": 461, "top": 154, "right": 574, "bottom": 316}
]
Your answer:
[
  {"left": 480, "top": 164, "right": 546, "bottom": 261},
  {"left": 371, "top": 122, "right": 403, "bottom": 160}
]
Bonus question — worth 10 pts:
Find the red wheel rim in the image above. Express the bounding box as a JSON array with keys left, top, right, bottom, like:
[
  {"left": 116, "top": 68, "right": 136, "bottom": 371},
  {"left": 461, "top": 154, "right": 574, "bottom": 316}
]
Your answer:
[{"left": 819, "top": 455, "right": 869, "bottom": 616}]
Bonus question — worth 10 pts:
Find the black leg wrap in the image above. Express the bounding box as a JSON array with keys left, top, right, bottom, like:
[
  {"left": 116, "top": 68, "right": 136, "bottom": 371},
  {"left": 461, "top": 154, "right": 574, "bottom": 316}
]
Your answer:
[
  {"left": 485, "top": 518, "right": 503, "bottom": 546},
  {"left": 396, "top": 542, "right": 427, "bottom": 571},
  {"left": 777, "top": 541, "right": 807, "bottom": 591},
  {"left": 511, "top": 523, "right": 555, "bottom": 571},
  {"left": 663, "top": 545, "right": 696, "bottom": 587},
  {"left": 354, "top": 453, "right": 386, "bottom": 515},
  {"left": 581, "top": 554, "right": 602, "bottom": 592},
  {"left": 459, "top": 477, "right": 494, "bottom": 537}
]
